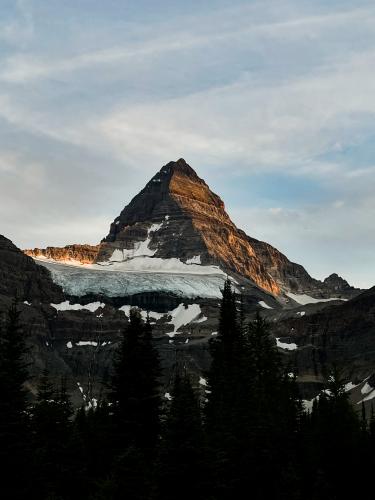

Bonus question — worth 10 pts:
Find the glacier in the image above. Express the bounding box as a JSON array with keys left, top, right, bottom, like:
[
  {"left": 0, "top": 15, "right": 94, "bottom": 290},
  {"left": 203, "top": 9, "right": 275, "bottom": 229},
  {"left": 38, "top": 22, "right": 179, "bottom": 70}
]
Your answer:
[{"left": 37, "top": 260, "right": 227, "bottom": 299}]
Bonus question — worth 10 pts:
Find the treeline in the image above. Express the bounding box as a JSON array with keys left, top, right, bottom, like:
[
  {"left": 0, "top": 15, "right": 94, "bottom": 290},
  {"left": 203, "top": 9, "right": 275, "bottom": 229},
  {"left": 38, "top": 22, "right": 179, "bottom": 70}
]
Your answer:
[{"left": 0, "top": 282, "right": 374, "bottom": 499}]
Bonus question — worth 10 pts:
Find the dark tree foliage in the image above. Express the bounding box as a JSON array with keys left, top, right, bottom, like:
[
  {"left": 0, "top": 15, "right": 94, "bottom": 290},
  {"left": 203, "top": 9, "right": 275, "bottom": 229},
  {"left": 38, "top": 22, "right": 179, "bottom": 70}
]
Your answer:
[
  {"left": 1, "top": 292, "right": 374, "bottom": 500},
  {"left": 155, "top": 373, "right": 206, "bottom": 500},
  {"left": 109, "top": 309, "right": 161, "bottom": 453},
  {"left": 97, "top": 308, "right": 162, "bottom": 499},
  {"left": 300, "top": 367, "right": 367, "bottom": 500},
  {"left": 0, "top": 300, "right": 31, "bottom": 498}
]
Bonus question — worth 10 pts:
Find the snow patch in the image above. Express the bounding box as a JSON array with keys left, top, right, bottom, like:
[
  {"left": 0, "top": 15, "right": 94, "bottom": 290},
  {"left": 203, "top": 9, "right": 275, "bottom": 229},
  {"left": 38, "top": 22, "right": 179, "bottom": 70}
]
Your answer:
[
  {"left": 77, "top": 341, "right": 98, "bottom": 347},
  {"left": 109, "top": 222, "right": 163, "bottom": 262},
  {"left": 164, "top": 392, "right": 172, "bottom": 401},
  {"left": 51, "top": 301, "right": 105, "bottom": 312},
  {"left": 66, "top": 341, "right": 73, "bottom": 349},
  {"left": 166, "top": 304, "right": 204, "bottom": 337},
  {"left": 119, "top": 305, "right": 164, "bottom": 323},
  {"left": 276, "top": 338, "right": 298, "bottom": 351},
  {"left": 361, "top": 382, "right": 373, "bottom": 395},
  {"left": 286, "top": 292, "right": 347, "bottom": 305},
  {"left": 297, "top": 311, "right": 306, "bottom": 317},
  {"left": 199, "top": 377, "right": 207, "bottom": 387},
  {"left": 186, "top": 255, "right": 201, "bottom": 265},
  {"left": 259, "top": 301, "right": 272, "bottom": 309}
]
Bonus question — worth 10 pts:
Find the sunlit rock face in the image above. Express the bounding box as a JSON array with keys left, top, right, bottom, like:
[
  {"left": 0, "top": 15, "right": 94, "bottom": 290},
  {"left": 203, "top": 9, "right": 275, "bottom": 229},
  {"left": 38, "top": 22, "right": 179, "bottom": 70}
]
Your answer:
[
  {"left": 24, "top": 244, "right": 99, "bottom": 265},
  {"left": 97, "top": 159, "right": 279, "bottom": 294},
  {"left": 97, "top": 158, "right": 355, "bottom": 298}
]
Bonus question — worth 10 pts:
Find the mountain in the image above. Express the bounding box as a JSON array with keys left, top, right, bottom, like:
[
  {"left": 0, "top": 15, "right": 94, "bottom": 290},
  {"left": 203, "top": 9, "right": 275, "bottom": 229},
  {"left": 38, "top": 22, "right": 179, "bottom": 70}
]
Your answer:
[
  {"left": 25, "top": 159, "right": 359, "bottom": 301},
  {"left": 14, "top": 158, "right": 367, "bottom": 406},
  {"left": 0, "top": 235, "right": 63, "bottom": 306}
]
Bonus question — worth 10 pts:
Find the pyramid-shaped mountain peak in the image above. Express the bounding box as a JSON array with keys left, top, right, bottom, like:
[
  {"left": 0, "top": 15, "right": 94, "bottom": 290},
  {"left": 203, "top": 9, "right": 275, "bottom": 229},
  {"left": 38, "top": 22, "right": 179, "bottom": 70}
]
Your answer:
[
  {"left": 25, "top": 159, "right": 356, "bottom": 299},
  {"left": 98, "top": 159, "right": 322, "bottom": 296}
]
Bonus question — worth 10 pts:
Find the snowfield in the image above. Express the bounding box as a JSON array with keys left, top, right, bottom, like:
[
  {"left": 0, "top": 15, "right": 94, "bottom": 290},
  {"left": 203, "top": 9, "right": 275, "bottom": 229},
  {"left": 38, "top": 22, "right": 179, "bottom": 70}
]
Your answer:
[{"left": 286, "top": 292, "right": 347, "bottom": 305}]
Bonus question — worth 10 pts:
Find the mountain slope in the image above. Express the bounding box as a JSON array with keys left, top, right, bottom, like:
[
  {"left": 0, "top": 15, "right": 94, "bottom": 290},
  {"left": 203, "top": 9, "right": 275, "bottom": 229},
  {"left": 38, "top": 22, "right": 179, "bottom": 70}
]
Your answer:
[
  {"left": 0, "top": 235, "right": 63, "bottom": 305},
  {"left": 272, "top": 286, "right": 375, "bottom": 396}
]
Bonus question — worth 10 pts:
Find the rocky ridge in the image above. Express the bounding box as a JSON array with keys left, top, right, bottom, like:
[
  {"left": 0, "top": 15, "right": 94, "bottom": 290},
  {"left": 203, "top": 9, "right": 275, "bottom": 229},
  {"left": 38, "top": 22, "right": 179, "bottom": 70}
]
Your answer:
[{"left": 25, "top": 244, "right": 99, "bottom": 264}]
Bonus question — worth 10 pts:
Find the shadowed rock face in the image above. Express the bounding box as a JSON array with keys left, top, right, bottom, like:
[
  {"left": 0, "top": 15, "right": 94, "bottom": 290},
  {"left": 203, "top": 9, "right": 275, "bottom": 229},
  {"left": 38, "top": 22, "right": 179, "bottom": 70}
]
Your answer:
[
  {"left": 0, "top": 235, "right": 64, "bottom": 304},
  {"left": 271, "top": 287, "right": 375, "bottom": 396}
]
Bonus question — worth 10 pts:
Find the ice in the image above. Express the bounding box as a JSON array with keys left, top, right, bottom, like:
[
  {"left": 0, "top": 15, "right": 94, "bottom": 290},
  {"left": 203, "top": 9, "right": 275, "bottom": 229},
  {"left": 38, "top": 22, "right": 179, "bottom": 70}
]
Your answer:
[
  {"left": 199, "top": 377, "right": 208, "bottom": 387},
  {"left": 51, "top": 301, "right": 105, "bottom": 312},
  {"left": 166, "top": 304, "right": 205, "bottom": 337},
  {"left": 38, "top": 260, "right": 226, "bottom": 299},
  {"left": 259, "top": 300, "right": 272, "bottom": 309},
  {"left": 286, "top": 292, "right": 347, "bottom": 305},
  {"left": 97, "top": 256, "right": 224, "bottom": 275},
  {"left": 276, "top": 338, "right": 298, "bottom": 350}
]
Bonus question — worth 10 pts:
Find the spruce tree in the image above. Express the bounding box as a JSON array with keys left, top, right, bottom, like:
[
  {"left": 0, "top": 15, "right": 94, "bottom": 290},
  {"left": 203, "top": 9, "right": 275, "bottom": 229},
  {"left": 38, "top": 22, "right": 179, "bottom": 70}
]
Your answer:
[
  {"left": 304, "top": 367, "right": 363, "bottom": 500},
  {"left": 156, "top": 373, "right": 205, "bottom": 500},
  {"left": 104, "top": 308, "right": 162, "bottom": 499},
  {"left": 109, "top": 309, "right": 161, "bottom": 454},
  {"left": 0, "top": 301, "right": 31, "bottom": 498},
  {"left": 31, "top": 371, "right": 75, "bottom": 499}
]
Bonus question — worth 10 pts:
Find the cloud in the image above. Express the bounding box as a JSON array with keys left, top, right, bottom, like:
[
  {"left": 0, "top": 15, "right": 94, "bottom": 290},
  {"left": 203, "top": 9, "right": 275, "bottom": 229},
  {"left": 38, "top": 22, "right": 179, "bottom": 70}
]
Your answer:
[{"left": 0, "top": 0, "right": 374, "bottom": 287}]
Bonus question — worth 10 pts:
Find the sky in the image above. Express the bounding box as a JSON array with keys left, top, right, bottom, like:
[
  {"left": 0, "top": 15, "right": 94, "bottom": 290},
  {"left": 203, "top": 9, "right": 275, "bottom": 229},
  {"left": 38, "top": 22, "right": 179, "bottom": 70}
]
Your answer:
[{"left": 0, "top": 0, "right": 374, "bottom": 288}]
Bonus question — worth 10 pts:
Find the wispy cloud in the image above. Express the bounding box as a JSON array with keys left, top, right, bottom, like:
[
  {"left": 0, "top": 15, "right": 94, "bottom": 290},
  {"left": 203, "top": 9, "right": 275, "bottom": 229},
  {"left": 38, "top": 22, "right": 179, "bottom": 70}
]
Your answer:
[{"left": 0, "top": 0, "right": 374, "bottom": 287}]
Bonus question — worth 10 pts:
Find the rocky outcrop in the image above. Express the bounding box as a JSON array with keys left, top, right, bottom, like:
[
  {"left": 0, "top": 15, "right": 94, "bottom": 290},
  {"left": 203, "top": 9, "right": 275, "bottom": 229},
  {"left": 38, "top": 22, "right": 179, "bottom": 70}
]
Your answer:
[
  {"left": 0, "top": 235, "right": 64, "bottom": 304},
  {"left": 271, "top": 286, "right": 375, "bottom": 397},
  {"left": 25, "top": 244, "right": 99, "bottom": 264}
]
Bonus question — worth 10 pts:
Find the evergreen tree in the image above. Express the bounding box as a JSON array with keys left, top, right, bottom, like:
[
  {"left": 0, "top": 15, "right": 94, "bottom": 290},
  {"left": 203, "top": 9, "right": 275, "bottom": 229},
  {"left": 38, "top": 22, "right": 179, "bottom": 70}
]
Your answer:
[
  {"left": 31, "top": 371, "right": 75, "bottom": 499},
  {"left": 156, "top": 373, "right": 206, "bottom": 500},
  {"left": 109, "top": 309, "right": 161, "bottom": 453},
  {"left": 103, "top": 308, "right": 162, "bottom": 499},
  {"left": 302, "top": 367, "right": 363, "bottom": 500},
  {"left": 0, "top": 300, "right": 31, "bottom": 498}
]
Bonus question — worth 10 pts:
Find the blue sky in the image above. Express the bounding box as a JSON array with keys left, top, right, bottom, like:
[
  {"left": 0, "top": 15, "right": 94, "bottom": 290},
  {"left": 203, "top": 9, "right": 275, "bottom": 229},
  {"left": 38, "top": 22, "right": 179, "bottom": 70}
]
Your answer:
[{"left": 0, "top": 0, "right": 374, "bottom": 288}]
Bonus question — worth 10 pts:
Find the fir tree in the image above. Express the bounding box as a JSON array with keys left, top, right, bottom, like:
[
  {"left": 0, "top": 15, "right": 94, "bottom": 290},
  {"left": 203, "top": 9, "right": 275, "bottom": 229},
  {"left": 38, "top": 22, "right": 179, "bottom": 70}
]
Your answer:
[
  {"left": 104, "top": 308, "right": 162, "bottom": 499},
  {"left": 109, "top": 308, "right": 161, "bottom": 453},
  {"left": 0, "top": 300, "right": 31, "bottom": 498},
  {"left": 31, "top": 371, "right": 75, "bottom": 498},
  {"left": 156, "top": 373, "right": 206, "bottom": 500}
]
